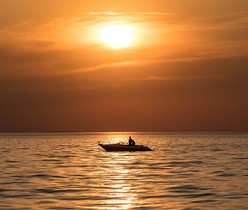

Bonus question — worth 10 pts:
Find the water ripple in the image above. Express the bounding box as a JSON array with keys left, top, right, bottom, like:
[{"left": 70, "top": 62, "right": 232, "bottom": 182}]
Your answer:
[{"left": 0, "top": 132, "right": 248, "bottom": 209}]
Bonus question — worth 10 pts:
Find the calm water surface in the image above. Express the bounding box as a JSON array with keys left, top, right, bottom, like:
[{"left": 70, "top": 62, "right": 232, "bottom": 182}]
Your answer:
[{"left": 0, "top": 132, "right": 248, "bottom": 209}]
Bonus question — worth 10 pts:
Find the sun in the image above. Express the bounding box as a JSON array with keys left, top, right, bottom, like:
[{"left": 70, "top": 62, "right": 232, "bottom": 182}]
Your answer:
[{"left": 99, "top": 25, "right": 134, "bottom": 49}]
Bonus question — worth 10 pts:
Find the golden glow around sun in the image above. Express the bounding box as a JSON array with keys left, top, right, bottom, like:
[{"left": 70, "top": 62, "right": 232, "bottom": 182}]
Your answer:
[{"left": 100, "top": 25, "right": 134, "bottom": 48}]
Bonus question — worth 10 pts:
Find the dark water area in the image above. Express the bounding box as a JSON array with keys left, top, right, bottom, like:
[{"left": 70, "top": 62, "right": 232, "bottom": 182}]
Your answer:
[{"left": 0, "top": 132, "right": 248, "bottom": 209}]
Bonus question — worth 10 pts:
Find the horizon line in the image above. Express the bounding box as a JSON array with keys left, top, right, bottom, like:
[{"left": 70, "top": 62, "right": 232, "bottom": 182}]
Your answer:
[{"left": 0, "top": 131, "right": 247, "bottom": 134}]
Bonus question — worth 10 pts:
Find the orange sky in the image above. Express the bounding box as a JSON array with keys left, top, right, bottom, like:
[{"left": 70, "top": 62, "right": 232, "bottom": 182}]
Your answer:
[{"left": 0, "top": 0, "right": 248, "bottom": 132}]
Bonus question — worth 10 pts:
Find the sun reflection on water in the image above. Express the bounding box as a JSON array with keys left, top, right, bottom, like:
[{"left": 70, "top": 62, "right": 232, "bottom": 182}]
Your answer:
[{"left": 98, "top": 152, "right": 138, "bottom": 209}]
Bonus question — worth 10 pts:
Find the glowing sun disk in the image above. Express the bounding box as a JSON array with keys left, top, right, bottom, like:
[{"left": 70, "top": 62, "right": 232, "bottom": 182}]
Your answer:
[{"left": 100, "top": 25, "right": 134, "bottom": 48}]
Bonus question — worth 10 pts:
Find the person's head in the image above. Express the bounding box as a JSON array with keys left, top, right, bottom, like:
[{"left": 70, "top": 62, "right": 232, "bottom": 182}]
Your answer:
[{"left": 129, "top": 136, "right": 131, "bottom": 139}]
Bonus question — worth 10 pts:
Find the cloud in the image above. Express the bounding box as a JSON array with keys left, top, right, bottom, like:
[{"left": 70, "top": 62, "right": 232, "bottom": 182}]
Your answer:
[
  {"left": 122, "top": 75, "right": 215, "bottom": 81},
  {"left": 88, "top": 11, "right": 174, "bottom": 16},
  {"left": 1, "top": 10, "right": 248, "bottom": 81}
]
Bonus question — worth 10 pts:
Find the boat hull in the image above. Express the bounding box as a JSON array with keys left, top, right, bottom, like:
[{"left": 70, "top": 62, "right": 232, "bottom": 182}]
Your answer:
[{"left": 98, "top": 144, "right": 152, "bottom": 152}]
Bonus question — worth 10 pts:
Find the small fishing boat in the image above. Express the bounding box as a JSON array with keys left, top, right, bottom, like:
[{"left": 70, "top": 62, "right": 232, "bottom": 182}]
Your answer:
[{"left": 98, "top": 142, "right": 153, "bottom": 152}]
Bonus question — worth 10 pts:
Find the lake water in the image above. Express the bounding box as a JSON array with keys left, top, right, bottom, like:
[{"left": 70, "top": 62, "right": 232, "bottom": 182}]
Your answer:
[{"left": 0, "top": 132, "right": 248, "bottom": 210}]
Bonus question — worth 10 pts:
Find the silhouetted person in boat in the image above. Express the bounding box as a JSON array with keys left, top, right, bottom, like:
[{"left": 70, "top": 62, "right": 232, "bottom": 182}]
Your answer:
[{"left": 129, "top": 136, "right": 135, "bottom": 146}]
